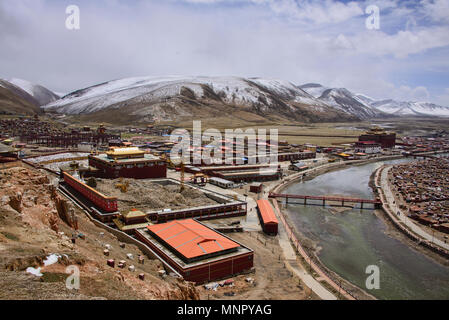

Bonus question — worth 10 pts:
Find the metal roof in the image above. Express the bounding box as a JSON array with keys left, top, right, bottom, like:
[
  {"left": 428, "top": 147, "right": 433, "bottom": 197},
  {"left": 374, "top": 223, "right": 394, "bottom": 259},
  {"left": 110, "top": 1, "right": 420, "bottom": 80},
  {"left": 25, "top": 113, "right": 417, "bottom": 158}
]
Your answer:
[
  {"left": 106, "top": 147, "right": 144, "bottom": 156},
  {"left": 0, "top": 143, "right": 14, "bottom": 154},
  {"left": 147, "top": 219, "right": 240, "bottom": 260},
  {"left": 256, "top": 199, "right": 278, "bottom": 225},
  {"left": 93, "top": 153, "right": 159, "bottom": 163},
  {"left": 122, "top": 209, "right": 146, "bottom": 219},
  {"left": 209, "top": 177, "right": 234, "bottom": 185}
]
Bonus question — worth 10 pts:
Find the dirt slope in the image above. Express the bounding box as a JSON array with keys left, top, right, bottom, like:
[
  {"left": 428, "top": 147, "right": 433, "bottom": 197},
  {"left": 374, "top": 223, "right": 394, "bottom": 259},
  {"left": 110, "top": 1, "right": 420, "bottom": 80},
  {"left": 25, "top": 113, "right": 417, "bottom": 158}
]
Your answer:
[
  {"left": 0, "top": 80, "right": 41, "bottom": 115},
  {"left": 0, "top": 166, "right": 199, "bottom": 300}
]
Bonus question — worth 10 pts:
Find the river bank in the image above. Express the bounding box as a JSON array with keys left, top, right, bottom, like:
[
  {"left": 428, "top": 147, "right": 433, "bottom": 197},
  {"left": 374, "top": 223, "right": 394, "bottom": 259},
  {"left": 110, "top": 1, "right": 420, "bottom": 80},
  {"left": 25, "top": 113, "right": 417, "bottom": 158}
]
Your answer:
[
  {"left": 273, "top": 155, "right": 449, "bottom": 300},
  {"left": 373, "top": 165, "right": 449, "bottom": 259}
]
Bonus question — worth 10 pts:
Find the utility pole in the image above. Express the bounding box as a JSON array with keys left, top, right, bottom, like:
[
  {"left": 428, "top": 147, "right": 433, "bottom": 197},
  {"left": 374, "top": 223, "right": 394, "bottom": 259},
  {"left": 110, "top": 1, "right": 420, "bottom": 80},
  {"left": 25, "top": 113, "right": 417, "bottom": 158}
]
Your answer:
[
  {"left": 180, "top": 161, "right": 185, "bottom": 192},
  {"left": 338, "top": 279, "right": 342, "bottom": 300}
]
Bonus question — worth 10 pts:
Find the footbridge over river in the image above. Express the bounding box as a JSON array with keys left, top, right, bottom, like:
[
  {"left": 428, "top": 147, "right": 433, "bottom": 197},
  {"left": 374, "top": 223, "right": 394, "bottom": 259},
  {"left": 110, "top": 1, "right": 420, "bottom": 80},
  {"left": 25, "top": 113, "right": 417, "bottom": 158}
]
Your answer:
[{"left": 268, "top": 193, "right": 382, "bottom": 209}]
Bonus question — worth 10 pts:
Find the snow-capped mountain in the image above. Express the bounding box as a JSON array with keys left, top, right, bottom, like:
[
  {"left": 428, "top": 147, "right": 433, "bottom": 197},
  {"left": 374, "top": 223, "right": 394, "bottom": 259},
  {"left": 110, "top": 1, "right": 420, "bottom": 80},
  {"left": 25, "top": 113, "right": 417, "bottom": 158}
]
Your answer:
[
  {"left": 353, "top": 93, "right": 376, "bottom": 106},
  {"left": 0, "top": 79, "right": 42, "bottom": 115},
  {"left": 8, "top": 78, "right": 60, "bottom": 106},
  {"left": 44, "top": 76, "right": 320, "bottom": 113},
  {"left": 299, "top": 83, "right": 381, "bottom": 119},
  {"left": 42, "top": 76, "right": 354, "bottom": 123},
  {"left": 297, "top": 83, "right": 330, "bottom": 99},
  {"left": 41, "top": 77, "right": 449, "bottom": 123},
  {"left": 367, "top": 99, "right": 449, "bottom": 117},
  {"left": 301, "top": 83, "right": 449, "bottom": 118}
]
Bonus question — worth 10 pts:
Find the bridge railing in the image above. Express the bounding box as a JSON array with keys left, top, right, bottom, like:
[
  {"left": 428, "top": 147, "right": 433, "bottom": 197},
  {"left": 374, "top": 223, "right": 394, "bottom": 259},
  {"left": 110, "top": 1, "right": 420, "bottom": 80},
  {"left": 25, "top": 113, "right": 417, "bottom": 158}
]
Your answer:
[{"left": 269, "top": 192, "right": 381, "bottom": 204}]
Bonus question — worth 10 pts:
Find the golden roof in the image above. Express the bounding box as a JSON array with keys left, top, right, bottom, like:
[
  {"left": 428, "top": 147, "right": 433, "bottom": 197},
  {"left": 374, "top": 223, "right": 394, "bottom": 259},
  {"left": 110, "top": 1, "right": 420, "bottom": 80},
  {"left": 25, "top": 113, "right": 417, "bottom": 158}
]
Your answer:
[
  {"left": 106, "top": 147, "right": 144, "bottom": 156},
  {"left": 122, "top": 210, "right": 147, "bottom": 219}
]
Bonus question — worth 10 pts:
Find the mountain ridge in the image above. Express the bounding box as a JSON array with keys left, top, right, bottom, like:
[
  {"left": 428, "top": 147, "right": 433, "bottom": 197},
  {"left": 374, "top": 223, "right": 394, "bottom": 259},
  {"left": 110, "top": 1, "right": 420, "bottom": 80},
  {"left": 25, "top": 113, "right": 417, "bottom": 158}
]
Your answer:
[
  {"left": 41, "top": 76, "right": 375, "bottom": 123},
  {"left": 3, "top": 76, "right": 446, "bottom": 122},
  {"left": 300, "top": 83, "right": 449, "bottom": 118},
  {"left": 7, "top": 78, "right": 60, "bottom": 106},
  {"left": 0, "top": 79, "right": 42, "bottom": 115}
]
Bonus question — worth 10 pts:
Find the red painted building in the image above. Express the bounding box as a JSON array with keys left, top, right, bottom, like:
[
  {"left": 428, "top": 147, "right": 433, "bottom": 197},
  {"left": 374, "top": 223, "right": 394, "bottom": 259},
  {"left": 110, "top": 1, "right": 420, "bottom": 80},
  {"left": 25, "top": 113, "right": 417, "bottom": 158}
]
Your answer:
[
  {"left": 359, "top": 128, "right": 396, "bottom": 148},
  {"left": 63, "top": 172, "right": 118, "bottom": 213},
  {"left": 135, "top": 219, "right": 254, "bottom": 283},
  {"left": 88, "top": 147, "right": 167, "bottom": 179},
  {"left": 256, "top": 199, "right": 278, "bottom": 235}
]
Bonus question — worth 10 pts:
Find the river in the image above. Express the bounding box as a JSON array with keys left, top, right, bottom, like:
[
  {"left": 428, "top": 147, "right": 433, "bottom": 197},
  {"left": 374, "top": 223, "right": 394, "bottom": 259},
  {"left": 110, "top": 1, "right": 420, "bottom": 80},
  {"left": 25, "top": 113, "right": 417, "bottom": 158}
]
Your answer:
[{"left": 283, "top": 158, "right": 449, "bottom": 300}]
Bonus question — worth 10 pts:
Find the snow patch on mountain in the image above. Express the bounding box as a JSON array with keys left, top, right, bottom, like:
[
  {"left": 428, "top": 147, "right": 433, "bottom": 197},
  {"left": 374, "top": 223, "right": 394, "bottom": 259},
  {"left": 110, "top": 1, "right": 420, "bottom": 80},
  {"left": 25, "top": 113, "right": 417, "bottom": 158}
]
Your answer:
[
  {"left": 298, "top": 83, "right": 330, "bottom": 99},
  {"left": 43, "top": 76, "right": 330, "bottom": 116},
  {"left": 372, "top": 99, "right": 449, "bottom": 116},
  {"left": 8, "top": 78, "right": 60, "bottom": 106},
  {"left": 41, "top": 76, "right": 449, "bottom": 120},
  {"left": 316, "top": 87, "right": 379, "bottom": 119}
]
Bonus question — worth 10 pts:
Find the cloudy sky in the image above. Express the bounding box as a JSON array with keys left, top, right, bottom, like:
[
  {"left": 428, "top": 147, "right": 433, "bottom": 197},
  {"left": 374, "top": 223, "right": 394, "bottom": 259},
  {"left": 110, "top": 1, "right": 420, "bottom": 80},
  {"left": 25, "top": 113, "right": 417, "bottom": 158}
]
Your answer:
[{"left": 1, "top": 0, "right": 449, "bottom": 105}]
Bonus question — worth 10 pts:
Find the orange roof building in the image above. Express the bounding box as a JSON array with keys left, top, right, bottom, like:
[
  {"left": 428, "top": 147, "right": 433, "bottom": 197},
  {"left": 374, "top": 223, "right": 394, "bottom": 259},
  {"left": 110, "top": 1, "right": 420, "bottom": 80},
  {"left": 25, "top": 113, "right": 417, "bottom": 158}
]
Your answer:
[
  {"left": 135, "top": 218, "right": 254, "bottom": 283},
  {"left": 256, "top": 199, "right": 278, "bottom": 235},
  {"left": 147, "top": 219, "right": 240, "bottom": 263}
]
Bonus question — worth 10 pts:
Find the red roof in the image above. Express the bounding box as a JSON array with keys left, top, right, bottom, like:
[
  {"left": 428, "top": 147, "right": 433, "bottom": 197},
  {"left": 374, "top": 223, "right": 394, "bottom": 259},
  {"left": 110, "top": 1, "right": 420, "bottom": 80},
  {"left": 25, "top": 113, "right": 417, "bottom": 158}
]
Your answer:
[
  {"left": 256, "top": 199, "right": 278, "bottom": 225},
  {"left": 147, "top": 219, "right": 240, "bottom": 260}
]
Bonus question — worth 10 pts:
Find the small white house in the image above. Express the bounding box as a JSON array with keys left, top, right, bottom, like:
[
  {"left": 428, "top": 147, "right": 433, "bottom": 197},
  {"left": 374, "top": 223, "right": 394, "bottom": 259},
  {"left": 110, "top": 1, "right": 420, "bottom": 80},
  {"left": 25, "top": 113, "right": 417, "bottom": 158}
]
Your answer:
[
  {"left": 354, "top": 141, "right": 381, "bottom": 154},
  {"left": 209, "top": 177, "right": 234, "bottom": 189},
  {"left": 77, "top": 142, "right": 95, "bottom": 152}
]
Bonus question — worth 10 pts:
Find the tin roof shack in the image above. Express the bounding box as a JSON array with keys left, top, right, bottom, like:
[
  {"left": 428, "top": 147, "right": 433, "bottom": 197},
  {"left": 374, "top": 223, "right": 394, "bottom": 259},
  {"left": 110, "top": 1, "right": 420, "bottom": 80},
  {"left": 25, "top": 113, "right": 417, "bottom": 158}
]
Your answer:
[
  {"left": 135, "top": 219, "right": 254, "bottom": 283},
  {"left": 88, "top": 147, "right": 167, "bottom": 179},
  {"left": 289, "top": 162, "right": 309, "bottom": 171},
  {"left": 249, "top": 182, "right": 263, "bottom": 193},
  {"left": 209, "top": 177, "right": 235, "bottom": 189},
  {"left": 256, "top": 199, "right": 278, "bottom": 235},
  {"left": 113, "top": 209, "right": 151, "bottom": 234}
]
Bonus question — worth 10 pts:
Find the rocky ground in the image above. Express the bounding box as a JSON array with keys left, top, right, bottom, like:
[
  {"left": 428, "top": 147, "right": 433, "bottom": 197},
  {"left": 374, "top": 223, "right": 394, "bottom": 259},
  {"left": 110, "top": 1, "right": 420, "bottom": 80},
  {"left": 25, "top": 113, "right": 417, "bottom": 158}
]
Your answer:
[
  {"left": 94, "top": 178, "right": 219, "bottom": 213},
  {"left": 197, "top": 231, "right": 310, "bottom": 300},
  {"left": 0, "top": 166, "right": 199, "bottom": 300}
]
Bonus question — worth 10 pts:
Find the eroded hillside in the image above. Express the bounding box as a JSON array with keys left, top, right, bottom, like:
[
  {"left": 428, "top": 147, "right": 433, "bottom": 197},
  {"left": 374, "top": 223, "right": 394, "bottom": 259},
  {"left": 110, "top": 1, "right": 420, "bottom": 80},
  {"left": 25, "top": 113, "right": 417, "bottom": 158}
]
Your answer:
[{"left": 0, "top": 166, "right": 199, "bottom": 300}]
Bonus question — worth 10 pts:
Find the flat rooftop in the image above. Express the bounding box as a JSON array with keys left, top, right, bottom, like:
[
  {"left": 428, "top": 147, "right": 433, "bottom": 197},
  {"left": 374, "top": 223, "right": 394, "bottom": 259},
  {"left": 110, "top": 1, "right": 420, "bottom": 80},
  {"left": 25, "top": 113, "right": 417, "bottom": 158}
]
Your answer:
[
  {"left": 137, "top": 221, "right": 252, "bottom": 269},
  {"left": 92, "top": 153, "right": 160, "bottom": 164},
  {"left": 219, "top": 169, "right": 279, "bottom": 177},
  {"left": 201, "top": 163, "right": 275, "bottom": 171},
  {"left": 209, "top": 177, "right": 234, "bottom": 184},
  {"left": 147, "top": 219, "right": 240, "bottom": 262}
]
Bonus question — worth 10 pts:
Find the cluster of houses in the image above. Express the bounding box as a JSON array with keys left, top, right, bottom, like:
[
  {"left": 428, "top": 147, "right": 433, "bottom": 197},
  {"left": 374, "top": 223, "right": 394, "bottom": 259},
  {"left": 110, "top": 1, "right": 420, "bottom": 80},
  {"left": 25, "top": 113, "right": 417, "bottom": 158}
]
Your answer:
[{"left": 390, "top": 159, "right": 449, "bottom": 234}]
